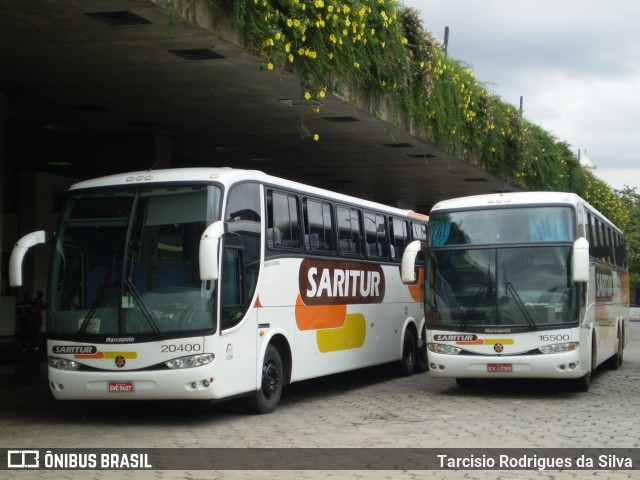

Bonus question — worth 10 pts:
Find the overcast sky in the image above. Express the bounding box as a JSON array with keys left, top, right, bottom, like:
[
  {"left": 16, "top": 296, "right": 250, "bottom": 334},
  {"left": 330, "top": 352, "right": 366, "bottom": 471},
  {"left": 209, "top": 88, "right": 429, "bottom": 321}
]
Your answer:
[{"left": 403, "top": 0, "right": 640, "bottom": 191}]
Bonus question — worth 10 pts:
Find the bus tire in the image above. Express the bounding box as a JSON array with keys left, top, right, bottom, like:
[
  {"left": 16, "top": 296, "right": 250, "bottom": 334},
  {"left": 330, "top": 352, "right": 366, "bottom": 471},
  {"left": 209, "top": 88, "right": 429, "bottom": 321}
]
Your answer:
[
  {"left": 573, "top": 372, "right": 591, "bottom": 392},
  {"left": 605, "top": 328, "right": 623, "bottom": 370},
  {"left": 455, "top": 378, "right": 477, "bottom": 388},
  {"left": 395, "top": 328, "right": 416, "bottom": 377},
  {"left": 414, "top": 326, "right": 428, "bottom": 374},
  {"left": 250, "top": 344, "right": 283, "bottom": 414},
  {"left": 573, "top": 340, "right": 596, "bottom": 392}
]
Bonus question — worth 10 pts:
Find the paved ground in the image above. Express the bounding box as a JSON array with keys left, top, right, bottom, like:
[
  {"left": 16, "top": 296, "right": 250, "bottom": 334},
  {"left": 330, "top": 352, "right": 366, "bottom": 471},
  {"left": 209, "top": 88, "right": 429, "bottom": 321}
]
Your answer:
[{"left": 1, "top": 324, "right": 639, "bottom": 480}]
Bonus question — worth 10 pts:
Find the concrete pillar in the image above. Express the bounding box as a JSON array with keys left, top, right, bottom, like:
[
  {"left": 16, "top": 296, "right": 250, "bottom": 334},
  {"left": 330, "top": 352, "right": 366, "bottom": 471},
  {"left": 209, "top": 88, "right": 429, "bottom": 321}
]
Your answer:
[
  {"left": 0, "top": 92, "right": 5, "bottom": 289},
  {"left": 0, "top": 92, "right": 14, "bottom": 339}
]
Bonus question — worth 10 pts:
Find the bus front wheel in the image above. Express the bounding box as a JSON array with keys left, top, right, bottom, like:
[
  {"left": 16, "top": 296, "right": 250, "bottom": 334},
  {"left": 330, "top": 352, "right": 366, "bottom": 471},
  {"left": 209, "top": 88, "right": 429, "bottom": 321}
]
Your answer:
[
  {"left": 250, "top": 344, "right": 283, "bottom": 414},
  {"left": 573, "top": 341, "right": 596, "bottom": 392},
  {"left": 414, "top": 326, "right": 428, "bottom": 374}
]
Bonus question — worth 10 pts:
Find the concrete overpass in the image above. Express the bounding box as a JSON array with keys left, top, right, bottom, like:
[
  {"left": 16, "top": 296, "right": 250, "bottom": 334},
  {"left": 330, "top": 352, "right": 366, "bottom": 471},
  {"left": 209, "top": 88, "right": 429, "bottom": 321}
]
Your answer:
[{"left": 0, "top": 0, "right": 514, "bottom": 333}]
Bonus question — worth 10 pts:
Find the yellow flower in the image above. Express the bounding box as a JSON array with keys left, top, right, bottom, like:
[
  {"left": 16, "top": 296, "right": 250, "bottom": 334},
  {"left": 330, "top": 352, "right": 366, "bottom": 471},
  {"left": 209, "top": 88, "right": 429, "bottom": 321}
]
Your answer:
[
  {"left": 313, "top": 134, "right": 320, "bottom": 141},
  {"left": 353, "top": 61, "right": 360, "bottom": 68},
  {"left": 401, "top": 37, "right": 408, "bottom": 44},
  {"left": 267, "top": 63, "right": 274, "bottom": 70},
  {"left": 304, "top": 91, "right": 312, "bottom": 100}
]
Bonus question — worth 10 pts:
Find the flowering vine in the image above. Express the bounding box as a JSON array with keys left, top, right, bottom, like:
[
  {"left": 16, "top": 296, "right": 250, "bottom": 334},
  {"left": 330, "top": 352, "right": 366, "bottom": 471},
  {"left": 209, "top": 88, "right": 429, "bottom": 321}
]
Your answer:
[{"left": 202, "top": 0, "right": 628, "bottom": 228}]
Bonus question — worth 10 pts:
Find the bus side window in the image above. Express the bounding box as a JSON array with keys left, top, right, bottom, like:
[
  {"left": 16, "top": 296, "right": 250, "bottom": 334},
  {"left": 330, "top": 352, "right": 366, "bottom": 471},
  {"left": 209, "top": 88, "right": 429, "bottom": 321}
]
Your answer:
[
  {"left": 222, "top": 183, "right": 261, "bottom": 330},
  {"left": 267, "top": 190, "right": 301, "bottom": 250},
  {"left": 337, "top": 206, "right": 363, "bottom": 255},
  {"left": 391, "top": 218, "right": 409, "bottom": 261},
  {"left": 587, "top": 212, "right": 598, "bottom": 258},
  {"left": 220, "top": 243, "right": 245, "bottom": 329},
  {"left": 413, "top": 222, "right": 427, "bottom": 242},
  {"left": 303, "top": 198, "right": 335, "bottom": 253},
  {"left": 364, "top": 211, "right": 388, "bottom": 258}
]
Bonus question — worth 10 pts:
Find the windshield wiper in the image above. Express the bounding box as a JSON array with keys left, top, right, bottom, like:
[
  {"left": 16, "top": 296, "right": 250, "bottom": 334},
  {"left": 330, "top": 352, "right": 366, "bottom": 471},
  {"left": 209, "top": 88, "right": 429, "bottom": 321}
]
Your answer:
[
  {"left": 461, "top": 281, "right": 491, "bottom": 328},
  {"left": 505, "top": 281, "right": 537, "bottom": 330},
  {"left": 78, "top": 275, "right": 117, "bottom": 335},
  {"left": 124, "top": 278, "right": 165, "bottom": 338},
  {"left": 461, "top": 264, "right": 494, "bottom": 328}
]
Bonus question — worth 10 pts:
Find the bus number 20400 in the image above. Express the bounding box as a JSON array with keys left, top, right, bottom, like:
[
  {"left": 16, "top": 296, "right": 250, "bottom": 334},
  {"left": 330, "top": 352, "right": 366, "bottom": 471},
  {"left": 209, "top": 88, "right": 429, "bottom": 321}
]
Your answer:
[{"left": 161, "top": 344, "right": 202, "bottom": 353}]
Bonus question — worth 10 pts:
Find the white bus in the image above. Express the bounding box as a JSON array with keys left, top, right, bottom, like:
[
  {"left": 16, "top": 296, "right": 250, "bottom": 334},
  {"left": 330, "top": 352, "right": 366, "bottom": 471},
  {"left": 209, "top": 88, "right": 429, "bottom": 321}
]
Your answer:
[
  {"left": 10, "top": 167, "right": 428, "bottom": 412},
  {"left": 401, "top": 191, "right": 629, "bottom": 391}
]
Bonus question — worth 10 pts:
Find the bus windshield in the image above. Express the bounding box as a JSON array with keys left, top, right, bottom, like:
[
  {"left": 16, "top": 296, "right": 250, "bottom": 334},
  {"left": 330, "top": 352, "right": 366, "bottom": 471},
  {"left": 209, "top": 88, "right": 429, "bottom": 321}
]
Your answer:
[
  {"left": 426, "top": 206, "right": 578, "bottom": 330},
  {"left": 430, "top": 206, "right": 574, "bottom": 245},
  {"left": 49, "top": 185, "right": 222, "bottom": 338}
]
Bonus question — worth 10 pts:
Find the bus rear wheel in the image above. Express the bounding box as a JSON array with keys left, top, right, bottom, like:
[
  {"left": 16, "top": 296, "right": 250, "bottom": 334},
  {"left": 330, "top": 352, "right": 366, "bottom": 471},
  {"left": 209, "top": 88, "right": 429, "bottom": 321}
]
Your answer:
[
  {"left": 250, "top": 344, "right": 283, "bottom": 414},
  {"left": 605, "top": 328, "right": 623, "bottom": 370},
  {"left": 395, "top": 329, "right": 416, "bottom": 377}
]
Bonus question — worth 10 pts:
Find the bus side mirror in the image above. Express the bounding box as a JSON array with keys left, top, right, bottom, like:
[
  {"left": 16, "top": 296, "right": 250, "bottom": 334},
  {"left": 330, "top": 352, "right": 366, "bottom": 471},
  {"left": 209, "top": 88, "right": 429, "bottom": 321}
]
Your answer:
[
  {"left": 401, "top": 240, "right": 423, "bottom": 284},
  {"left": 199, "top": 221, "right": 226, "bottom": 281},
  {"left": 572, "top": 237, "right": 590, "bottom": 283},
  {"left": 9, "top": 230, "right": 52, "bottom": 287}
]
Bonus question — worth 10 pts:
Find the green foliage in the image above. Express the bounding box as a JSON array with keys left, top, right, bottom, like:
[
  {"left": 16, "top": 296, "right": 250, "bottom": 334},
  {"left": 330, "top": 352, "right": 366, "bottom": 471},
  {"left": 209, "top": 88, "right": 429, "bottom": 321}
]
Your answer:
[
  {"left": 616, "top": 188, "right": 640, "bottom": 300},
  {"left": 217, "top": 0, "right": 628, "bottom": 227}
]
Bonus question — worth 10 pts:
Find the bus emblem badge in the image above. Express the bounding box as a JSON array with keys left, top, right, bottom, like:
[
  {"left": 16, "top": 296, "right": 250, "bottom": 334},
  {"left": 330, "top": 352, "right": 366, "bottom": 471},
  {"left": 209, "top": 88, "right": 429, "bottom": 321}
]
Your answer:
[
  {"left": 493, "top": 343, "right": 504, "bottom": 353},
  {"left": 115, "top": 356, "right": 126, "bottom": 368}
]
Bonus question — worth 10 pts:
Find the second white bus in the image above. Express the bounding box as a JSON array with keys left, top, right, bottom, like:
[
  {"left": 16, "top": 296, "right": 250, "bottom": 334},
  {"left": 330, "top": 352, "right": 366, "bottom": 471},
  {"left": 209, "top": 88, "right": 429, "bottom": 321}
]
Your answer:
[
  {"left": 401, "top": 191, "right": 629, "bottom": 391},
  {"left": 10, "top": 167, "right": 428, "bottom": 412}
]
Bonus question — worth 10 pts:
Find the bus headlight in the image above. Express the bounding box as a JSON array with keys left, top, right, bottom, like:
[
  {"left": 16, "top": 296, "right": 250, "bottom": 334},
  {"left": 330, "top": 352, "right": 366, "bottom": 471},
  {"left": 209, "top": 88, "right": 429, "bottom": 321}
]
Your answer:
[
  {"left": 428, "top": 343, "right": 462, "bottom": 355},
  {"left": 49, "top": 356, "right": 81, "bottom": 371},
  {"left": 164, "top": 353, "right": 214, "bottom": 369},
  {"left": 538, "top": 343, "right": 578, "bottom": 354}
]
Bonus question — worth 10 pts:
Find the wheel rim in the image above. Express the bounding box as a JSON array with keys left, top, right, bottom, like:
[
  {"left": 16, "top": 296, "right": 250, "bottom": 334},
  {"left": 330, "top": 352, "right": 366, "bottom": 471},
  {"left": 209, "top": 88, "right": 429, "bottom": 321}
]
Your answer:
[
  {"left": 261, "top": 360, "right": 280, "bottom": 400},
  {"left": 405, "top": 347, "right": 413, "bottom": 367}
]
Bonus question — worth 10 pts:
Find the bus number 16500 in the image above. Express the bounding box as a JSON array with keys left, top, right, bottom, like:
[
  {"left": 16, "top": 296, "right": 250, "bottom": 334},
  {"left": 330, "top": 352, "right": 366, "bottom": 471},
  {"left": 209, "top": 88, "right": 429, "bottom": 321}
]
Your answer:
[{"left": 538, "top": 334, "right": 570, "bottom": 342}]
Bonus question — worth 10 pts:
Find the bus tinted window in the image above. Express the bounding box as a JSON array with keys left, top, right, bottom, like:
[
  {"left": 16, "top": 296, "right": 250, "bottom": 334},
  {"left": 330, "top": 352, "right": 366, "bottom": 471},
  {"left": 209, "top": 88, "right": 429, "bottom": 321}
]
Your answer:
[
  {"left": 303, "top": 198, "right": 334, "bottom": 253},
  {"left": 364, "top": 211, "right": 388, "bottom": 258},
  {"left": 391, "top": 218, "right": 410, "bottom": 261},
  {"left": 224, "top": 183, "right": 261, "bottom": 329},
  {"left": 267, "top": 190, "right": 300, "bottom": 249},
  {"left": 413, "top": 222, "right": 427, "bottom": 242},
  {"left": 337, "top": 206, "right": 363, "bottom": 255},
  {"left": 430, "top": 207, "right": 573, "bottom": 246}
]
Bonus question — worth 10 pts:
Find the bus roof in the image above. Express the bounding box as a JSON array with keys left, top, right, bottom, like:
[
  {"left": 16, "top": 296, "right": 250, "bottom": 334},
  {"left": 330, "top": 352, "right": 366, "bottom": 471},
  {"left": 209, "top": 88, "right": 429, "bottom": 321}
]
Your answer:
[
  {"left": 69, "top": 167, "right": 429, "bottom": 221},
  {"left": 430, "top": 191, "right": 620, "bottom": 231},
  {"left": 431, "top": 191, "right": 584, "bottom": 212}
]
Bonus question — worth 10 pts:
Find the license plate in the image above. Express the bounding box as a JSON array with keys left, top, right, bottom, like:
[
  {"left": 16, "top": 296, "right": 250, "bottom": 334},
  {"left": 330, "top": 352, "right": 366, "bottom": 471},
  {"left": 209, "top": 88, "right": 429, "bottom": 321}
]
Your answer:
[
  {"left": 487, "top": 364, "right": 512, "bottom": 373},
  {"left": 108, "top": 382, "right": 134, "bottom": 393}
]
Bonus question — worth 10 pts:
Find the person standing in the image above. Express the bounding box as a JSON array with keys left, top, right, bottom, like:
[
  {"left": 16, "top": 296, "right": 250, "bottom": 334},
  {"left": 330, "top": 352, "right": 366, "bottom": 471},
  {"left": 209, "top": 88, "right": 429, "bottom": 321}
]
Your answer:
[
  {"left": 16, "top": 292, "right": 34, "bottom": 351},
  {"left": 32, "top": 290, "right": 47, "bottom": 351}
]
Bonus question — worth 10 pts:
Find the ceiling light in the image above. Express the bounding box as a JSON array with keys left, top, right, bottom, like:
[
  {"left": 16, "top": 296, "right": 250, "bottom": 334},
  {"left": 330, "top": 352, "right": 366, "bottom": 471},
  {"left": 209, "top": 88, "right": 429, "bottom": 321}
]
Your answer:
[
  {"left": 169, "top": 49, "right": 225, "bottom": 60},
  {"left": 85, "top": 11, "right": 151, "bottom": 26}
]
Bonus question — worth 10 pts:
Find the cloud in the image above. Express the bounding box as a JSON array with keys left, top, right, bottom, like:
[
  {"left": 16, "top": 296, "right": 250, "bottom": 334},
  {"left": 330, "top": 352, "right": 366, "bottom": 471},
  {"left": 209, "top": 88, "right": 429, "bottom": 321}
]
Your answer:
[{"left": 403, "top": 0, "right": 640, "bottom": 190}]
